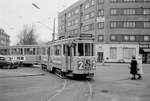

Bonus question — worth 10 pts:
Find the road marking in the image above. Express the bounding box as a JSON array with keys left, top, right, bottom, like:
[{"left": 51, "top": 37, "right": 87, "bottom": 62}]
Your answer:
[
  {"left": 87, "top": 82, "right": 93, "bottom": 101},
  {"left": 47, "top": 79, "right": 67, "bottom": 101}
]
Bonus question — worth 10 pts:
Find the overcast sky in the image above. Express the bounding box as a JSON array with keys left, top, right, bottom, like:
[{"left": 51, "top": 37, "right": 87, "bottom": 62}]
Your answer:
[{"left": 0, "top": 0, "right": 78, "bottom": 45}]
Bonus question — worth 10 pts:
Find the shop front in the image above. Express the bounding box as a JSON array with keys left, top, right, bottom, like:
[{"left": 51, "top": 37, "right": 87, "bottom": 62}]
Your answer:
[
  {"left": 95, "top": 44, "right": 139, "bottom": 63},
  {"left": 139, "top": 44, "right": 150, "bottom": 63}
]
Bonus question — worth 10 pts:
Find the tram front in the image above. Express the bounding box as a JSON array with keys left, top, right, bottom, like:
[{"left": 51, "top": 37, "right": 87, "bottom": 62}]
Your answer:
[{"left": 70, "top": 38, "right": 96, "bottom": 78}]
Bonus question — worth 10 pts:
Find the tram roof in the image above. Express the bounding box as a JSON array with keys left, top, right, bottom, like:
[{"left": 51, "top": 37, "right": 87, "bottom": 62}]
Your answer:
[
  {"left": 0, "top": 44, "right": 41, "bottom": 49},
  {"left": 47, "top": 35, "right": 95, "bottom": 45}
]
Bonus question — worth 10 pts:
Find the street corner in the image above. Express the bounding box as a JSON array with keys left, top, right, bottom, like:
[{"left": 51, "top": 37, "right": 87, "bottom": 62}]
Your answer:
[{"left": 0, "top": 68, "right": 45, "bottom": 78}]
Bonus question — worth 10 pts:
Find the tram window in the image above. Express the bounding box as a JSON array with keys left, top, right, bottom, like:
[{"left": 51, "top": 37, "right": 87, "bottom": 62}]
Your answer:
[
  {"left": 24, "top": 48, "right": 29, "bottom": 55},
  {"left": 47, "top": 47, "right": 50, "bottom": 56},
  {"left": 17, "top": 57, "right": 20, "bottom": 60},
  {"left": 73, "top": 44, "right": 76, "bottom": 56},
  {"left": 85, "top": 43, "right": 91, "bottom": 56},
  {"left": 21, "top": 57, "right": 24, "bottom": 60},
  {"left": 29, "top": 48, "right": 33, "bottom": 55},
  {"left": 37, "top": 48, "right": 41, "bottom": 55},
  {"left": 54, "top": 45, "right": 61, "bottom": 56},
  {"left": 91, "top": 43, "right": 94, "bottom": 56},
  {"left": 42, "top": 48, "right": 46, "bottom": 55},
  {"left": 59, "top": 45, "right": 62, "bottom": 56},
  {"left": 67, "top": 46, "right": 71, "bottom": 56},
  {"left": 33, "top": 48, "right": 36, "bottom": 55},
  {"left": 63, "top": 44, "right": 66, "bottom": 55},
  {"left": 78, "top": 43, "right": 84, "bottom": 56},
  {"left": 21, "top": 48, "right": 23, "bottom": 55}
]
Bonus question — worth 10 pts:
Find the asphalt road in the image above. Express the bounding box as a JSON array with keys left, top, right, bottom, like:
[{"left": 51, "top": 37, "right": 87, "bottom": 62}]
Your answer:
[{"left": 0, "top": 63, "right": 150, "bottom": 101}]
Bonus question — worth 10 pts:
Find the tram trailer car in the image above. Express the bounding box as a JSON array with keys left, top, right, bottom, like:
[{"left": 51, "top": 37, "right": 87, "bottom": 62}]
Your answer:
[
  {"left": 0, "top": 45, "right": 41, "bottom": 67},
  {"left": 41, "top": 36, "right": 96, "bottom": 78}
]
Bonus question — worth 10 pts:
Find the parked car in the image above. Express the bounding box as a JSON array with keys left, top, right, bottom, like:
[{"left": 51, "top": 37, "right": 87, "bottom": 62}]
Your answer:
[{"left": 0, "top": 56, "right": 18, "bottom": 69}]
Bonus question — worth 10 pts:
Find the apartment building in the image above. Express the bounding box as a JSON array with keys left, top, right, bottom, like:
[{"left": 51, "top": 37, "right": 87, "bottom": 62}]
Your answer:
[
  {"left": 58, "top": 0, "right": 150, "bottom": 63},
  {"left": 0, "top": 28, "right": 10, "bottom": 46}
]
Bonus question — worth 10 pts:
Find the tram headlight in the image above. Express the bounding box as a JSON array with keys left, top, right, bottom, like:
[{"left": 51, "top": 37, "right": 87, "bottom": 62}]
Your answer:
[
  {"left": 92, "top": 60, "right": 96, "bottom": 69},
  {"left": 78, "top": 60, "right": 84, "bottom": 70}
]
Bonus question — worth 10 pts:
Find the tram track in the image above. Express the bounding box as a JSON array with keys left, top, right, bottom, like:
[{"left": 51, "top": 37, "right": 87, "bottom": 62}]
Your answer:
[
  {"left": 87, "top": 82, "right": 93, "bottom": 101},
  {"left": 47, "top": 79, "right": 67, "bottom": 101},
  {"left": 43, "top": 69, "right": 94, "bottom": 101},
  {"left": 46, "top": 77, "right": 94, "bottom": 101}
]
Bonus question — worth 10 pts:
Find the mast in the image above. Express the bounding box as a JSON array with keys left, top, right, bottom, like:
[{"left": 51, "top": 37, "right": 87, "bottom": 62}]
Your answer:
[{"left": 52, "top": 18, "right": 55, "bottom": 41}]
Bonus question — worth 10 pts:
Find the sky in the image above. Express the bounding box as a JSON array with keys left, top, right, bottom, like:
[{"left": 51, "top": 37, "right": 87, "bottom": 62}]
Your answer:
[{"left": 0, "top": 0, "right": 78, "bottom": 45}]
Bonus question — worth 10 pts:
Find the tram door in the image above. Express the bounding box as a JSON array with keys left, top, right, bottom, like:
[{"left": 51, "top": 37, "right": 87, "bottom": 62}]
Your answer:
[{"left": 65, "top": 45, "right": 72, "bottom": 71}]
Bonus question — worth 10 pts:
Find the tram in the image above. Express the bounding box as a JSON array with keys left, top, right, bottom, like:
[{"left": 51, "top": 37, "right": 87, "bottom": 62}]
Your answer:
[
  {"left": 41, "top": 35, "right": 96, "bottom": 78},
  {"left": 0, "top": 45, "right": 41, "bottom": 66}
]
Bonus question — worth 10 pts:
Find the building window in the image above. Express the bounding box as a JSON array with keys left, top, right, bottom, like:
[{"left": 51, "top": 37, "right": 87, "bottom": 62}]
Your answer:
[
  {"left": 111, "top": 8, "right": 150, "bottom": 16},
  {"left": 91, "top": 12, "right": 95, "bottom": 17},
  {"left": 84, "top": 12, "right": 95, "bottom": 20},
  {"left": 98, "top": 9, "right": 104, "bottom": 16},
  {"left": 99, "top": 0, "right": 104, "bottom": 3},
  {"left": 144, "top": 9, "right": 150, "bottom": 15},
  {"left": 130, "top": 36, "right": 135, "bottom": 41},
  {"left": 91, "top": 0, "right": 95, "bottom": 6},
  {"left": 110, "top": 22, "right": 116, "bottom": 28},
  {"left": 110, "top": 9, "right": 117, "bottom": 15},
  {"left": 67, "top": 13, "right": 71, "bottom": 18},
  {"left": 84, "top": 0, "right": 95, "bottom": 10},
  {"left": 110, "top": 47, "right": 117, "bottom": 59},
  {"left": 67, "top": 22, "right": 71, "bottom": 27},
  {"left": 110, "top": 21, "right": 150, "bottom": 29},
  {"left": 124, "top": 36, "right": 129, "bottom": 41},
  {"left": 82, "top": 23, "right": 94, "bottom": 32},
  {"left": 110, "top": 35, "right": 116, "bottom": 41},
  {"left": 144, "top": 22, "right": 150, "bottom": 28},
  {"left": 75, "top": 19, "right": 79, "bottom": 24},
  {"left": 98, "top": 22, "right": 104, "bottom": 29},
  {"left": 75, "top": 8, "right": 79, "bottom": 14},
  {"left": 124, "top": 9, "right": 135, "bottom": 15},
  {"left": 84, "top": 14, "right": 90, "bottom": 20},
  {"left": 144, "top": 36, "right": 149, "bottom": 41},
  {"left": 124, "top": 22, "right": 135, "bottom": 28},
  {"left": 85, "top": 2, "right": 90, "bottom": 9},
  {"left": 98, "top": 35, "right": 103, "bottom": 41},
  {"left": 123, "top": 48, "right": 136, "bottom": 59}
]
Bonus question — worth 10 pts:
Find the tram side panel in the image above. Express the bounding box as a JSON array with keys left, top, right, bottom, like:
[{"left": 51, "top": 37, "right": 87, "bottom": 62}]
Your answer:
[
  {"left": 72, "top": 56, "right": 96, "bottom": 75},
  {"left": 23, "top": 55, "right": 41, "bottom": 65}
]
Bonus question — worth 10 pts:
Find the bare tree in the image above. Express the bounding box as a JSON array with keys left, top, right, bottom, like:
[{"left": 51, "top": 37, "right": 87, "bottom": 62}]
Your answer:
[{"left": 17, "top": 24, "right": 38, "bottom": 45}]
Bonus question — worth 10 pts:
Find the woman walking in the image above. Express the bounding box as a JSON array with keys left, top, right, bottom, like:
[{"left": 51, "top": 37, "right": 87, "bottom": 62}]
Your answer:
[{"left": 130, "top": 56, "right": 138, "bottom": 80}]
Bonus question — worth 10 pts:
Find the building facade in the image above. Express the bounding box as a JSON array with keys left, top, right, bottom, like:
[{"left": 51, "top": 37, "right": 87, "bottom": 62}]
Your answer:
[
  {"left": 0, "top": 28, "right": 10, "bottom": 46},
  {"left": 58, "top": 0, "right": 150, "bottom": 63}
]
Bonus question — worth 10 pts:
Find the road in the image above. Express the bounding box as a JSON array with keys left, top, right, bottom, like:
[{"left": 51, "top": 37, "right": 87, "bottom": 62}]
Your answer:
[{"left": 0, "top": 63, "right": 150, "bottom": 101}]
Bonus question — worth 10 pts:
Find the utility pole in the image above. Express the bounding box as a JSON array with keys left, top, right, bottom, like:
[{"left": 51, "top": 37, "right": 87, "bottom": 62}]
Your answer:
[{"left": 52, "top": 18, "right": 55, "bottom": 41}]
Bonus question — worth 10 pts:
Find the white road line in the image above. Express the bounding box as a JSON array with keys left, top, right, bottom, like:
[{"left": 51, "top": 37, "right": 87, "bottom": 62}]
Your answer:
[
  {"left": 87, "top": 82, "right": 93, "bottom": 101},
  {"left": 47, "top": 79, "right": 67, "bottom": 101}
]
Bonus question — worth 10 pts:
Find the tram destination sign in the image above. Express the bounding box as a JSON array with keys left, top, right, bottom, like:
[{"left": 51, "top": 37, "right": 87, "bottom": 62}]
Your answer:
[{"left": 139, "top": 44, "right": 150, "bottom": 48}]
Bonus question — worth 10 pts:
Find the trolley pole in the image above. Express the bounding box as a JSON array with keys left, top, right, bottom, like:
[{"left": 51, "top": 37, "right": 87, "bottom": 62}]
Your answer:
[{"left": 52, "top": 18, "right": 55, "bottom": 41}]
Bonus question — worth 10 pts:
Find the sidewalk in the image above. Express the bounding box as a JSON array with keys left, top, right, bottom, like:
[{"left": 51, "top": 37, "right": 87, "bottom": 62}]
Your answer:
[
  {"left": 96, "top": 62, "right": 150, "bottom": 67},
  {"left": 0, "top": 68, "right": 45, "bottom": 78}
]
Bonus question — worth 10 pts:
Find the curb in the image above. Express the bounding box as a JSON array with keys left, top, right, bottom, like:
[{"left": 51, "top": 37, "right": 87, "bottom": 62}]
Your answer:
[{"left": 0, "top": 73, "right": 45, "bottom": 78}]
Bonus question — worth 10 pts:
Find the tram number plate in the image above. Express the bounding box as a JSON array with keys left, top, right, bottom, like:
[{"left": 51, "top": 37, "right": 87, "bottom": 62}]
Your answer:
[{"left": 85, "top": 59, "right": 91, "bottom": 70}]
